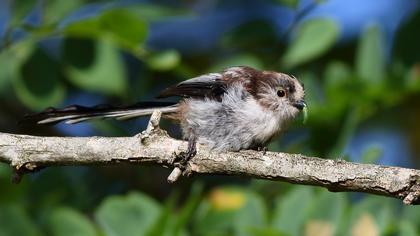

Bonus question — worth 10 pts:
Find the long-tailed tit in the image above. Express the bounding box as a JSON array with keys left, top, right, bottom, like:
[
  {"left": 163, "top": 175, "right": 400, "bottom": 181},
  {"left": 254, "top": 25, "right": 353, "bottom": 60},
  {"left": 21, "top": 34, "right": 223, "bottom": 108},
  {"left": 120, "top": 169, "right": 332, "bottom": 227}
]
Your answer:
[{"left": 24, "top": 66, "right": 306, "bottom": 163}]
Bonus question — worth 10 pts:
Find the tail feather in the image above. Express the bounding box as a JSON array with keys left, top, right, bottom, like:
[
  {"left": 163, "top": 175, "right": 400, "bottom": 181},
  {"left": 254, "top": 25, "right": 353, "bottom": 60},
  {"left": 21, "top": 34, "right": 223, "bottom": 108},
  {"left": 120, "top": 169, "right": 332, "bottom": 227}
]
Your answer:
[{"left": 21, "top": 102, "right": 178, "bottom": 125}]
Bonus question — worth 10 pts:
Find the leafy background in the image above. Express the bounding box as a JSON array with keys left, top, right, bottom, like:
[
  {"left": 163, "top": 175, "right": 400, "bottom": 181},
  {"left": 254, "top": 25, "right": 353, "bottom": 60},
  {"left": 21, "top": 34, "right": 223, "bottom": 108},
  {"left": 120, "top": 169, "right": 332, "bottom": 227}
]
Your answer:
[{"left": 0, "top": 0, "right": 419, "bottom": 235}]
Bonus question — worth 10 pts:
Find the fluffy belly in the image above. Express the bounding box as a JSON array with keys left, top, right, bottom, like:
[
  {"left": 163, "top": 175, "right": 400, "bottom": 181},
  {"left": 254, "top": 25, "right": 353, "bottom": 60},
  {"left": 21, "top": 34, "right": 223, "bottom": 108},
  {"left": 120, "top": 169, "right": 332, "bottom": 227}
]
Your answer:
[{"left": 180, "top": 97, "right": 282, "bottom": 151}]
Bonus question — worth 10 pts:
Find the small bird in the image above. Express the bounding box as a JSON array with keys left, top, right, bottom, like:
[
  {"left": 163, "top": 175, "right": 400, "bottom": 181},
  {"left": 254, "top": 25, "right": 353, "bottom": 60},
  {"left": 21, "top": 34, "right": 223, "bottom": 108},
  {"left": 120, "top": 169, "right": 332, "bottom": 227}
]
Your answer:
[{"left": 23, "top": 66, "right": 306, "bottom": 163}]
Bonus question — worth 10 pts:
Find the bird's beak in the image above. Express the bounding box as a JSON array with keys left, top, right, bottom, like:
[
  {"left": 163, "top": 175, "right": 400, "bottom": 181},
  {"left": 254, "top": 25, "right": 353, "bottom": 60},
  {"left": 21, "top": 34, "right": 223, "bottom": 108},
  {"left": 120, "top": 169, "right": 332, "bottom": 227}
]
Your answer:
[{"left": 293, "top": 100, "right": 306, "bottom": 110}]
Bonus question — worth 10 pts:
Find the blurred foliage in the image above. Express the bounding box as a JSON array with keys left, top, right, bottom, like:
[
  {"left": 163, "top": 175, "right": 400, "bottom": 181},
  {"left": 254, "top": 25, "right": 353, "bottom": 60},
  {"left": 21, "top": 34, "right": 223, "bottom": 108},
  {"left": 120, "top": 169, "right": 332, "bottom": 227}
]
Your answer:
[
  {"left": 1, "top": 177, "right": 419, "bottom": 236},
  {"left": 282, "top": 18, "right": 339, "bottom": 68},
  {"left": 0, "top": 0, "right": 419, "bottom": 235},
  {"left": 64, "top": 39, "right": 127, "bottom": 96},
  {"left": 64, "top": 8, "right": 148, "bottom": 52}
]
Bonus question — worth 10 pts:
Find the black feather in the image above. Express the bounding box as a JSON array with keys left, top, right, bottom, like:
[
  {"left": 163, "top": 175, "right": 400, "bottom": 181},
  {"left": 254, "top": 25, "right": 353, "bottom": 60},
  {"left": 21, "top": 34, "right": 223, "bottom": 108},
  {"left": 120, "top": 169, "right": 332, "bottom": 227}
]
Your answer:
[
  {"left": 20, "top": 101, "right": 176, "bottom": 125},
  {"left": 157, "top": 81, "right": 226, "bottom": 99}
]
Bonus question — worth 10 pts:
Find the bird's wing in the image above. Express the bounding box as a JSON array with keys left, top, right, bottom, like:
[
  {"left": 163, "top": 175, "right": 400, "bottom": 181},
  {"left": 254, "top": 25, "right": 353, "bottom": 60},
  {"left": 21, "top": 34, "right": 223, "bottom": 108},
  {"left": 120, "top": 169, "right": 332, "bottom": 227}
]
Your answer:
[
  {"left": 157, "top": 73, "right": 227, "bottom": 99},
  {"left": 157, "top": 66, "right": 260, "bottom": 99}
]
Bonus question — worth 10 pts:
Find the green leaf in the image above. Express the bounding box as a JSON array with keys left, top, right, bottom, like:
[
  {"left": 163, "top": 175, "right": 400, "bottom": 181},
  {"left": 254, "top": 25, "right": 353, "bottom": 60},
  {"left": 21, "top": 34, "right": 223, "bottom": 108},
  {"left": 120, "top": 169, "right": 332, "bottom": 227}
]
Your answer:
[
  {"left": 44, "top": 0, "right": 84, "bottom": 25},
  {"left": 282, "top": 18, "right": 339, "bottom": 68},
  {"left": 100, "top": 9, "right": 148, "bottom": 49},
  {"left": 64, "top": 8, "right": 148, "bottom": 51},
  {"left": 48, "top": 207, "right": 97, "bottom": 236},
  {"left": 147, "top": 50, "right": 181, "bottom": 71},
  {"left": 95, "top": 192, "right": 161, "bottom": 236},
  {"left": 401, "top": 203, "right": 420, "bottom": 227},
  {"left": 64, "top": 18, "right": 102, "bottom": 38},
  {"left": 13, "top": 46, "right": 66, "bottom": 110},
  {"left": 0, "top": 163, "right": 29, "bottom": 204},
  {"left": 0, "top": 49, "right": 18, "bottom": 94},
  {"left": 193, "top": 201, "right": 237, "bottom": 235},
  {"left": 397, "top": 220, "right": 418, "bottom": 236},
  {"left": 271, "top": 186, "right": 315, "bottom": 236},
  {"left": 0, "top": 205, "right": 40, "bottom": 236},
  {"left": 0, "top": 40, "right": 36, "bottom": 95},
  {"left": 355, "top": 25, "right": 385, "bottom": 83},
  {"left": 324, "top": 61, "right": 354, "bottom": 115},
  {"left": 193, "top": 187, "right": 266, "bottom": 236},
  {"left": 0, "top": 164, "right": 9, "bottom": 178},
  {"left": 146, "top": 191, "right": 179, "bottom": 236},
  {"left": 172, "top": 182, "right": 203, "bottom": 235},
  {"left": 64, "top": 39, "right": 127, "bottom": 96},
  {"left": 10, "top": 0, "right": 37, "bottom": 27},
  {"left": 146, "top": 183, "right": 203, "bottom": 236},
  {"left": 339, "top": 196, "right": 395, "bottom": 236},
  {"left": 305, "top": 190, "right": 347, "bottom": 235},
  {"left": 324, "top": 61, "right": 352, "bottom": 90},
  {"left": 233, "top": 191, "right": 268, "bottom": 236}
]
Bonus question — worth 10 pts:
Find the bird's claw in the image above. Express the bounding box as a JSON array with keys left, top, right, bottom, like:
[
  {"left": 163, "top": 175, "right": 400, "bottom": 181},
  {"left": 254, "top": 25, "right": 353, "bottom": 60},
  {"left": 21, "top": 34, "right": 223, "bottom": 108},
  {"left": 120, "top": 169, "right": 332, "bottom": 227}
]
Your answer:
[
  {"left": 171, "top": 139, "right": 197, "bottom": 170},
  {"left": 257, "top": 146, "right": 268, "bottom": 155}
]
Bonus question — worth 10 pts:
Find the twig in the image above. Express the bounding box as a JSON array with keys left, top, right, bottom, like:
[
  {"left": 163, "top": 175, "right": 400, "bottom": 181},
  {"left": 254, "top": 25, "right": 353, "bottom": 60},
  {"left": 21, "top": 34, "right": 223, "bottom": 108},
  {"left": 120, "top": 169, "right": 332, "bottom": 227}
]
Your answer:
[{"left": 0, "top": 111, "right": 419, "bottom": 205}]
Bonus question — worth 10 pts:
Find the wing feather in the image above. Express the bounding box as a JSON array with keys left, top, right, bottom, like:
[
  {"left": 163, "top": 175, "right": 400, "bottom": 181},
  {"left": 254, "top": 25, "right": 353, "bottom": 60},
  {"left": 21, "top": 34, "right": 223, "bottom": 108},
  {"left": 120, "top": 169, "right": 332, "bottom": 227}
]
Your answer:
[
  {"left": 156, "top": 66, "right": 259, "bottom": 99},
  {"left": 157, "top": 73, "right": 226, "bottom": 99}
]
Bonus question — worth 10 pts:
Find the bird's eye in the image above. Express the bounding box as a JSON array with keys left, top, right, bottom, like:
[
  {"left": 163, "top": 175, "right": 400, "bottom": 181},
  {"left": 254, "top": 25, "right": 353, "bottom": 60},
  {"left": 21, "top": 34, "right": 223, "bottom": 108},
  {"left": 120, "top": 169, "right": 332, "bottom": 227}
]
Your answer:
[{"left": 277, "top": 89, "right": 286, "bottom": 97}]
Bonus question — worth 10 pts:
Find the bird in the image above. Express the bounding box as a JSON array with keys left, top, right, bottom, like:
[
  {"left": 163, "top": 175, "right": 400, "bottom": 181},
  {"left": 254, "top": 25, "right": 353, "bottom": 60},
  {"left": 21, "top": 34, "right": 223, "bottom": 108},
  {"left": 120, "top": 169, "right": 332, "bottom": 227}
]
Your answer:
[{"left": 22, "top": 66, "right": 306, "bottom": 164}]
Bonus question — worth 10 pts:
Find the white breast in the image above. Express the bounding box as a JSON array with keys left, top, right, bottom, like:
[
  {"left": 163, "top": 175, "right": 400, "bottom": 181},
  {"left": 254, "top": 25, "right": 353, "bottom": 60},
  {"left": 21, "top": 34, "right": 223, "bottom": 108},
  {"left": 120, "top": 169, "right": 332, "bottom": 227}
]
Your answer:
[
  {"left": 182, "top": 84, "right": 284, "bottom": 151},
  {"left": 242, "top": 99, "right": 281, "bottom": 142}
]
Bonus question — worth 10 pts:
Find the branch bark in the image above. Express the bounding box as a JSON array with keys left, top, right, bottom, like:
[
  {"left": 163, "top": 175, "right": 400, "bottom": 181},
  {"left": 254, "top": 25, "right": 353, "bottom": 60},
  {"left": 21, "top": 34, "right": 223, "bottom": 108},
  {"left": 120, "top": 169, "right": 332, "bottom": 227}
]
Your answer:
[{"left": 0, "top": 111, "right": 419, "bottom": 205}]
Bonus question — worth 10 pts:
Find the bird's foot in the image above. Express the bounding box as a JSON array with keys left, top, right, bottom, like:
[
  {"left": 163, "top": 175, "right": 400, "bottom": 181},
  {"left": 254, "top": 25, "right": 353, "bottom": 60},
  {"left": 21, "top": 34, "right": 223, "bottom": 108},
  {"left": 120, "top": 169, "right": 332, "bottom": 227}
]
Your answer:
[
  {"left": 171, "top": 136, "right": 197, "bottom": 170},
  {"left": 172, "top": 150, "right": 196, "bottom": 170},
  {"left": 257, "top": 146, "right": 268, "bottom": 155},
  {"left": 167, "top": 137, "right": 197, "bottom": 183}
]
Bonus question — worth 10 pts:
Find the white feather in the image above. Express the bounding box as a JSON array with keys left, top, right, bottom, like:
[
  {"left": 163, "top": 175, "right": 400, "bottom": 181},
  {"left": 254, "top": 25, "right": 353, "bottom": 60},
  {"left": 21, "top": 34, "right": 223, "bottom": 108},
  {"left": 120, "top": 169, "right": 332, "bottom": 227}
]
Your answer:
[{"left": 181, "top": 84, "right": 297, "bottom": 151}]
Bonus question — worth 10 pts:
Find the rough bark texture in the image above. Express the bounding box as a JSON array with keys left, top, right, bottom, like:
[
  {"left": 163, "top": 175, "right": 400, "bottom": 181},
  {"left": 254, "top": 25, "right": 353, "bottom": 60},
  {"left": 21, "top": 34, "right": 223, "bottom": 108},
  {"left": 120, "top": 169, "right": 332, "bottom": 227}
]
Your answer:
[{"left": 0, "top": 111, "right": 419, "bottom": 205}]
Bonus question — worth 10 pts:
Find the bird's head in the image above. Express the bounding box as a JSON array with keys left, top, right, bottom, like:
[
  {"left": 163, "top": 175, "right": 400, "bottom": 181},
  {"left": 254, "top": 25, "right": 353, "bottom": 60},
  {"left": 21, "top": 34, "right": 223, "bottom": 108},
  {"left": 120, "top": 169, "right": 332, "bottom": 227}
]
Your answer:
[{"left": 253, "top": 70, "right": 306, "bottom": 121}]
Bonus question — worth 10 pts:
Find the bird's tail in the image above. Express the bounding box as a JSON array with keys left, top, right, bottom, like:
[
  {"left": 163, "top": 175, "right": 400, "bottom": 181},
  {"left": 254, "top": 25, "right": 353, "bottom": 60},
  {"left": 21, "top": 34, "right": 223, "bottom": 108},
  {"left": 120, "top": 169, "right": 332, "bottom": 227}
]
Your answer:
[{"left": 21, "top": 102, "right": 178, "bottom": 125}]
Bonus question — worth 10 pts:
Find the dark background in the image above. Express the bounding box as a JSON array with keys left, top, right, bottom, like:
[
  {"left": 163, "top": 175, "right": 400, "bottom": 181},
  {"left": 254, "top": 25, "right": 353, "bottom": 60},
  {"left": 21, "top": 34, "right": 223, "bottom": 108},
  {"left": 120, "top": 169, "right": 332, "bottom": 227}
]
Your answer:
[{"left": 0, "top": 0, "right": 419, "bottom": 235}]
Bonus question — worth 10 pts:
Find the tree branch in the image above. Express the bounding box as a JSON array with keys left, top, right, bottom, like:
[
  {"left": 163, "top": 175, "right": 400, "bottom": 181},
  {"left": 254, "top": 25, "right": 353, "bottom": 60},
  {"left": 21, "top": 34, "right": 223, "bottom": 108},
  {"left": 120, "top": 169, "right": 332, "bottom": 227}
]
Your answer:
[{"left": 0, "top": 111, "right": 419, "bottom": 205}]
